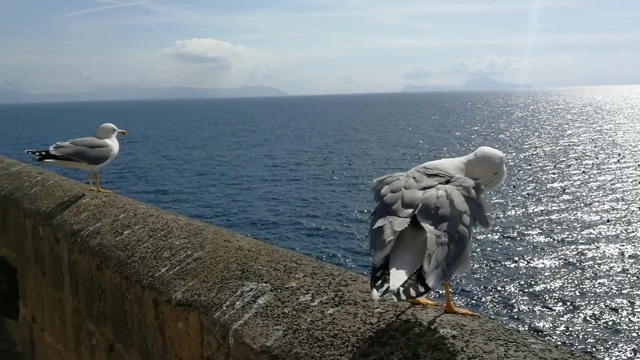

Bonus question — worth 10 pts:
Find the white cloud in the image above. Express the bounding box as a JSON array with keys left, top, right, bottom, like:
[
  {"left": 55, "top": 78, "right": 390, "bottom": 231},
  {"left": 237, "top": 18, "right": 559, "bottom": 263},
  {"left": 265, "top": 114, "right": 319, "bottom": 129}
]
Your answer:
[
  {"left": 404, "top": 55, "right": 522, "bottom": 86},
  {"left": 154, "top": 38, "right": 296, "bottom": 90},
  {"left": 448, "top": 55, "right": 520, "bottom": 77},
  {"left": 162, "top": 38, "right": 252, "bottom": 68}
]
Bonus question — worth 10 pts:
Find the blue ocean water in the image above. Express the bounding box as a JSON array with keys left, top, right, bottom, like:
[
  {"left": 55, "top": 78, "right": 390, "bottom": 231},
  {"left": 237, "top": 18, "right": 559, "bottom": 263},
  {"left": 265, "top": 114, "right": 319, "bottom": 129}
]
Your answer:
[{"left": 1, "top": 87, "right": 639, "bottom": 359}]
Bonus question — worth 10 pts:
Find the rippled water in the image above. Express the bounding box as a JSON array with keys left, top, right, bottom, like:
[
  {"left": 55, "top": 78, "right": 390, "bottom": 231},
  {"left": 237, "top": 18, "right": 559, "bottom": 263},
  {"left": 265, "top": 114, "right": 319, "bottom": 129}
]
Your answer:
[{"left": 1, "top": 86, "right": 639, "bottom": 359}]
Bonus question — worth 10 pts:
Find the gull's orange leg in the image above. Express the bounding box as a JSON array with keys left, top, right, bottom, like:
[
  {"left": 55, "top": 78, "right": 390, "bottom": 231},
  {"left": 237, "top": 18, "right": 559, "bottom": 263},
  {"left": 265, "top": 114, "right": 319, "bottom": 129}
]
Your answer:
[
  {"left": 87, "top": 171, "right": 97, "bottom": 191},
  {"left": 442, "top": 281, "right": 478, "bottom": 316},
  {"left": 94, "top": 171, "right": 111, "bottom": 193}
]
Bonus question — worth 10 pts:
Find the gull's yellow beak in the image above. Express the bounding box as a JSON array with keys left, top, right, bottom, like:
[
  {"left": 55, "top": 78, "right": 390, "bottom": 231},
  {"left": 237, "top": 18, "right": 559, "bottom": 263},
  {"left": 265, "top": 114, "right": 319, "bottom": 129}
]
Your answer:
[{"left": 118, "top": 129, "right": 128, "bottom": 135}]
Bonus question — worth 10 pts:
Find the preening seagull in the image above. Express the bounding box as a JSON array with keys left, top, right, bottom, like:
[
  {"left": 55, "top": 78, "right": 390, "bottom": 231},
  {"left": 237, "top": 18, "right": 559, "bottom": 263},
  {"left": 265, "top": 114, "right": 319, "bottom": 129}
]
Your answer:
[
  {"left": 369, "top": 146, "right": 506, "bottom": 316},
  {"left": 25, "top": 123, "right": 128, "bottom": 193}
]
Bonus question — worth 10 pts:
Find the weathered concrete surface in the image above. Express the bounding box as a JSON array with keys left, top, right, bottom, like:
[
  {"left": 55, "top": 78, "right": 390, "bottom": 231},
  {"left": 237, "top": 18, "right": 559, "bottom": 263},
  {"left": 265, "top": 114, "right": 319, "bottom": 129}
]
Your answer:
[{"left": 0, "top": 155, "right": 598, "bottom": 360}]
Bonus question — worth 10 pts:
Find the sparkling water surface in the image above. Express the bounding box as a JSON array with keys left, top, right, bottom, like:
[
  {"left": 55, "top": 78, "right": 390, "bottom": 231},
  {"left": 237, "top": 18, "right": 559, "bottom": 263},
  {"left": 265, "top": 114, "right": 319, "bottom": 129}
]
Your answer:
[{"left": 1, "top": 86, "right": 639, "bottom": 359}]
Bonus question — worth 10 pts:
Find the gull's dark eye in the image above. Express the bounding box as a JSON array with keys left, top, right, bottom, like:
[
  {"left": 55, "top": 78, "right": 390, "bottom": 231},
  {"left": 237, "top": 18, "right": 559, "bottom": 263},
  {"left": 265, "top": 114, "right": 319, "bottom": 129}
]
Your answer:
[{"left": 493, "top": 172, "right": 499, "bottom": 175}]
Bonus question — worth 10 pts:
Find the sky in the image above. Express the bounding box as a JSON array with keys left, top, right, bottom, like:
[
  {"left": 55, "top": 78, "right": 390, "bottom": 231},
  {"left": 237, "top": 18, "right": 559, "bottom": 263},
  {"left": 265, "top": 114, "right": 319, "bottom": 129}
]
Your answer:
[{"left": 1, "top": 0, "right": 640, "bottom": 95}]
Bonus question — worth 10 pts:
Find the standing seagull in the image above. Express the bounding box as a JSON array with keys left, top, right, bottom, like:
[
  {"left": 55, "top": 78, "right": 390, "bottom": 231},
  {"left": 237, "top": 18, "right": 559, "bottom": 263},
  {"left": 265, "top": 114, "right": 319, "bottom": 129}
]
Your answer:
[
  {"left": 369, "top": 146, "right": 506, "bottom": 316},
  {"left": 25, "top": 123, "right": 127, "bottom": 193}
]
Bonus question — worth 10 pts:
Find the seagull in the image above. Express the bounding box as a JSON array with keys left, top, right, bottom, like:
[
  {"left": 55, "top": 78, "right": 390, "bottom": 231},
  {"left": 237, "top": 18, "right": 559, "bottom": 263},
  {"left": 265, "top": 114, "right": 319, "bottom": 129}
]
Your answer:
[
  {"left": 369, "top": 146, "right": 506, "bottom": 316},
  {"left": 25, "top": 123, "right": 127, "bottom": 193}
]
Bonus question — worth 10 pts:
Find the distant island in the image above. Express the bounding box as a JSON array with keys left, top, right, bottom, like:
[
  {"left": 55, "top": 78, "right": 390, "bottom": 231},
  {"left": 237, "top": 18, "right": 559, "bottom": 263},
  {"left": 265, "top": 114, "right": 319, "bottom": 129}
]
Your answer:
[
  {"left": 402, "top": 77, "right": 533, "bottom": 93},
  {"left": 0, "top": 85, "right": 288, "bottom": 104}
]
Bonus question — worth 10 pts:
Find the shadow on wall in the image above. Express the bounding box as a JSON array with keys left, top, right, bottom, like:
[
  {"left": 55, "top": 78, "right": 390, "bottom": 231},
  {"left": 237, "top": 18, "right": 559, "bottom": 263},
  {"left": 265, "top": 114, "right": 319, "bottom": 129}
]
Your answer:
[
  {"left": 0, "top": 257, "right": 25, "bottom": 360},
  {"left": 352, "top": 315, "right": 458, "bottom": 360},
  {"left": 0, "top": 257, "right": 19, "bottom": 321}
]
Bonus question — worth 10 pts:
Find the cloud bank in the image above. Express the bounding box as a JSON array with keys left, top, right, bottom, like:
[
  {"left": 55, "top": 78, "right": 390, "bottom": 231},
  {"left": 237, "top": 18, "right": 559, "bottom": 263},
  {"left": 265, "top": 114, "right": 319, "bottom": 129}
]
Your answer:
[
  {"left": 404, "top": 55, "right": 524, "bottom": 86},
  {"left": 163, "top": 38, "right": 252, "bottom": 68}
]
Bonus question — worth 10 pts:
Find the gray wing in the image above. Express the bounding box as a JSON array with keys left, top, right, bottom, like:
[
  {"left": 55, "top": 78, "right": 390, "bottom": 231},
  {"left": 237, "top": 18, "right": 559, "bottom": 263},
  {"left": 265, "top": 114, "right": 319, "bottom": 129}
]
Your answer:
[
  {"left": 49, "top": 137, "right": 113, "bottom": 166},
  {"left": 369, "top": 166, "right": 490, "bottom": 299},
  {"left": 369, "top": 167, "right": 451, "bottom": 299},
  {"left": 369, "top": 167, "right": 455, "bottom": 264},
  {"left": 415, "top": 176, "right": 489, "bottom": 289}
]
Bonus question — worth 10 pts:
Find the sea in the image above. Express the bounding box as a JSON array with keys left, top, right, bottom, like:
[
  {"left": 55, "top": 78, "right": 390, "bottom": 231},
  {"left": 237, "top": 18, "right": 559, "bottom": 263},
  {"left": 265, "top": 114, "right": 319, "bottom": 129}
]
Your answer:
[{"left": 1, "top": 86, "right": 639, "bottom": 359}]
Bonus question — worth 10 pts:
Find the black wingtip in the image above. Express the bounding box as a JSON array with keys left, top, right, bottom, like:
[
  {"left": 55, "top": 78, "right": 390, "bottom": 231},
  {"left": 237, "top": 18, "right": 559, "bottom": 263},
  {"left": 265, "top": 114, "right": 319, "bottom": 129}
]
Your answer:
[
  {"left": 25, "top": 149, "right": 45, "bottom": 155},
  {"left": 25, "top": 149, "right": 51, "bottom": 162}
]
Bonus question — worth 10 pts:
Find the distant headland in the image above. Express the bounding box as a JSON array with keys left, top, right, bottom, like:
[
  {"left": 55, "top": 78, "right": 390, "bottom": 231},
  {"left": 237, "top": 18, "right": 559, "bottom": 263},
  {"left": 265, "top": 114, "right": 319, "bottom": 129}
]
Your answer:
[{"left": 0, "top": 85, "right": 288, "bottom": 104}]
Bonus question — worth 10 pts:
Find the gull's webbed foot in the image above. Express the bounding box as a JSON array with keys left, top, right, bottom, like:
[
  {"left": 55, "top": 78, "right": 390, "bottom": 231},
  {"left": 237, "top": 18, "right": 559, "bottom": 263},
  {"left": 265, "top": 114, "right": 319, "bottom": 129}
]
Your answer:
[
  {"left": 442, "top": 281, "right": 479, "bottom": 316},
  {"left": 443, "top": 303, "right": 479, "bottom": 317},
  {"left": 409, "top": 297, "right": 440, "bottom": 307},
  {"left": 93, "top": 172, "right": 111, "bottom": 193}
]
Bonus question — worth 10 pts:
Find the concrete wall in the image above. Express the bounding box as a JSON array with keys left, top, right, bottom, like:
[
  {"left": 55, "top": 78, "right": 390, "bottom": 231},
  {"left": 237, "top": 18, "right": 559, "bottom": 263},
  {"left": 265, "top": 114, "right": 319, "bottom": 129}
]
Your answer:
[{"left": 0, "top": 155, "right": 596, "bottom": 360}]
